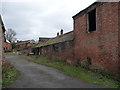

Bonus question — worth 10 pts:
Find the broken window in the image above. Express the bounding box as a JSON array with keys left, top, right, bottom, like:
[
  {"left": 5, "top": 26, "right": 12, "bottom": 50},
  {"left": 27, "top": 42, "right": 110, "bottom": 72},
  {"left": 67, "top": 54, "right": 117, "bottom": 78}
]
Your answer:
[{"left": 88, "top": 9, "right": 96, "bottom": 32}]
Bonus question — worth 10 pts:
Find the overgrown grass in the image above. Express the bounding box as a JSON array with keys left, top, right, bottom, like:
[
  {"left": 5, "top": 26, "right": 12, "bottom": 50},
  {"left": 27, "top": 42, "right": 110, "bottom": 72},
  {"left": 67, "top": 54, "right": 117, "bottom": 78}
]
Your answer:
[
  {"left": 4, "top": 52, "right": 14, "bottom": 55},
  {"left": 21, "top": 55, "right": 120, "bottom": 88},
  {"left": 2, "top": 61, "right": 19, "bottom": 88},
  {"left": 0, "top": 67, "right": 2, "bottom": 89}
]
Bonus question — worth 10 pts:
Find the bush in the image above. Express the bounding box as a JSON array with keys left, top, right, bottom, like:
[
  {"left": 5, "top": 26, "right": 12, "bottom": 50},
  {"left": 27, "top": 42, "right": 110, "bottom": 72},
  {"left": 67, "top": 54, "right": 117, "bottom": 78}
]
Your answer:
[{"left": 2, "top": 61, "right": 19, "bottom": 88}]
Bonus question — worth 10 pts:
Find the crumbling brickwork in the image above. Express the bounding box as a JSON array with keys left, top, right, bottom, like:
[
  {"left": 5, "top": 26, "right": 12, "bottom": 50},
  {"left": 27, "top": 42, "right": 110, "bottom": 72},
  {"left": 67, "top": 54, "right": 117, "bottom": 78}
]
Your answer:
[
  {"left": 73, "top": 2, "right": 120, "bottom": 75},
  {"left": 40, "top": 40, "right": 74, "bottom": 63},
  {"left": 118, "top": 1, "right": 120, "bottom": 75},
  {"left": 33, "top": 31, "right": 74, "bottom": 64},
  {"left": 0, "top": 16, "right": 5, "bottom": 65},
  {"left": 0, "top": 23, "right": 3, "bottom": 65},
  {"left": 32, "top": 2, "right": 120, "bottom": 76}
]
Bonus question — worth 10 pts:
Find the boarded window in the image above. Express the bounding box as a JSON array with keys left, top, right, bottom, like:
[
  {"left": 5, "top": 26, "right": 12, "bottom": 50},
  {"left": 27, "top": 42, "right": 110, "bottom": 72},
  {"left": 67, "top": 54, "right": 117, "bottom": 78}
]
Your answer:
[{"left": 88, "top": 9, "right": 96, "bottom": 32}]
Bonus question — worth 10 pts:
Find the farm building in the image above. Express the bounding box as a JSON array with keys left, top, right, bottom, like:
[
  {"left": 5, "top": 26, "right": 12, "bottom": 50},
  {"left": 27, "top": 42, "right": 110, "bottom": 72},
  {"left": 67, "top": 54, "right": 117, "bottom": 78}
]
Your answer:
[
  {"left": 33, "top": 2, "right": 120, "bottom": 77},
  {"left": 4, "top": 42, "right": 12, "bottom": 52},
  {"left": 73, "top": 2, "right": 120, "bottom": 76},
  {"left": 34, "top": 30, "right": 74, "bottom": 64}
]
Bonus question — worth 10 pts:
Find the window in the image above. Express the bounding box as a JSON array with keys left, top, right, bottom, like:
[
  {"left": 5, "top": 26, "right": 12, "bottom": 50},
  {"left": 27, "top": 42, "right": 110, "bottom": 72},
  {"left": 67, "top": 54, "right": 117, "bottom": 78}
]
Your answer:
[
  {"left": 52, "top": 44, "right": 59, "bottom": 52},
  {"left": 88, "top": 9, "right": 96, "bottom": 32},
  {"left": 61, "top": 42, "right": 65, "bottom": 51}
]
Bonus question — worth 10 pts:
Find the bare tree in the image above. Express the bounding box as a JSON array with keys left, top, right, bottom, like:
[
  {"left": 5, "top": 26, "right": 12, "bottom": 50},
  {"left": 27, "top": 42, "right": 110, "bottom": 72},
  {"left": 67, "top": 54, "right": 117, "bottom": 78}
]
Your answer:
[{"left": 5, "top": 28, "right": 17, "bottom": 43}]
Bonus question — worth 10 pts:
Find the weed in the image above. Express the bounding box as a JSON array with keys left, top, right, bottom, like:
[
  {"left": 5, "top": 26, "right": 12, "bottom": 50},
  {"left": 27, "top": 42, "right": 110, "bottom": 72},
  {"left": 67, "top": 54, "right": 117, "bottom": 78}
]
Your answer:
[
  {"left": 86, "top": 57, "right": 91, "bottom": 66},
  {"left": 2, "top": 61, "right": 19, "bottom": 88},
  {"left": 21, "top": 55, "right": 120, "bottom": 88}
]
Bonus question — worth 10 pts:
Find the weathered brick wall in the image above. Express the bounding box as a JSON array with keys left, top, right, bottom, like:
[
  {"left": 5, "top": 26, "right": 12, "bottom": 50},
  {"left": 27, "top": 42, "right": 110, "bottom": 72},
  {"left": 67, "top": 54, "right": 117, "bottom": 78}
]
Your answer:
[
  {"left": 0, "top": 22, "right": 3, "bottom": 65},
  {"left": 40, "top": 40, "right": 74, "bottom": 63},
  {"left": 74, "top": 2, "right": 119, "bottom": 75},
  {"left": 118, "top": 2, "right": 120, "bottom": 75},
  {"left": 4, "top": 42, "right": 12, "bottom": 52}
]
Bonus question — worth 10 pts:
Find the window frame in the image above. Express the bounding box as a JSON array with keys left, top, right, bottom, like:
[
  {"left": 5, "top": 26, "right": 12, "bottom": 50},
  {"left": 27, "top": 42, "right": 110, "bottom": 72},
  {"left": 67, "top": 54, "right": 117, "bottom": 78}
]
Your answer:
[{"left": 87, "top": 8, "right": 97, "bottom": 33}]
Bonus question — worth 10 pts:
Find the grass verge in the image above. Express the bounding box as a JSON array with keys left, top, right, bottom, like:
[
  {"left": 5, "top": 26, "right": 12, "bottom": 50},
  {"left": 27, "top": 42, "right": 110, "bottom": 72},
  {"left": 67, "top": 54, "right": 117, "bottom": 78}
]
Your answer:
[
  {"left": 4, "top": 52, "right": 15, "bottom": 55},
  {"left": 2, "top": 61, "right": 20, "bottom": 88},
  {"left": 21, "top": 55, "right": 120, "bottom": 88}
]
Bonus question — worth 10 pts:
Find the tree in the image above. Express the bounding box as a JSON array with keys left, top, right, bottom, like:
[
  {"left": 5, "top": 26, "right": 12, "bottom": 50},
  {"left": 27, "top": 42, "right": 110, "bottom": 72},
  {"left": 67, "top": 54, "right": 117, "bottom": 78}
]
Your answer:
[
  {"left": 11, "top": 43, "right": 16, "bottom": 49},
  {"left": 5, "top": 28, "right": 17, "bottom": 43}
]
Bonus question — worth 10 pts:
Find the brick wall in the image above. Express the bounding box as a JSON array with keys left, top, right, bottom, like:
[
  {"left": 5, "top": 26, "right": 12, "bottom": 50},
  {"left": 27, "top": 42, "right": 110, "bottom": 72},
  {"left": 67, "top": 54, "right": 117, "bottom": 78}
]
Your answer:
[
  {"left": 73, "top": 2, "right": 119, "bottom": 75},
  {"left": 39, "top": 40, "right": 74, "bottom": 64},
  {"left": 4, "top": 42, "right": 12, "bottom": 52},
  {"left": 0, "top": 22, "right": 3, "bottom": 65},
  {"left": 118, "top": 2, "right": 120, "bottom": 75}
]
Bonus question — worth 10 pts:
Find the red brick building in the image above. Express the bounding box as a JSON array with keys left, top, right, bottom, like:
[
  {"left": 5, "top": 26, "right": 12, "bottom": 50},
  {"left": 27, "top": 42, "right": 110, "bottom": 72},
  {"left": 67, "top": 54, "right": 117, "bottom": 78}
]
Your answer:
[
  {"left": 33, "top": 2, "right": 120, "bottom": 76},
  {"left": 4, "top": 42, "right": 12, "bottom": 52},
  {"left": 16, "top": 40, "right": 35, "bottom": 49},
  {"left": 73, "top": 2, "right": 120, "bottom": 75},
  {"left": 34, "top": 30, "right": 74, "bottom": 63},
  {"left": 27, "top": 43, "right": 34, "bottom": 47},
  {"left": 16, "top": 40, "right": 35, "bottom": 54}
]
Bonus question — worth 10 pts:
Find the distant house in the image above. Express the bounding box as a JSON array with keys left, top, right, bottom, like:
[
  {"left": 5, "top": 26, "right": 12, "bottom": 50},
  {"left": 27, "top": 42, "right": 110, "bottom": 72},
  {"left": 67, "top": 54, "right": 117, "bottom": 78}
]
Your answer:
[
  {"left": 31, "top": 38, "right": 50, "bottom": 55},
  {"left": 4, "top": 42, "right": 12, "bottom": 52},
  {"left": 16, "top": 40, "right": 35, "bottom": 54},
  {"left": 27, "top": 43, "right": 34, "bottom": 47},
  {"left": 16, "top": 40, "right": 35, "bottom": 49},
  {"left": 39, "top": 37, "right": 50, "bottom": 43},
  {"left": 0, "top": 15, "right": 6, "bottom": 64}
]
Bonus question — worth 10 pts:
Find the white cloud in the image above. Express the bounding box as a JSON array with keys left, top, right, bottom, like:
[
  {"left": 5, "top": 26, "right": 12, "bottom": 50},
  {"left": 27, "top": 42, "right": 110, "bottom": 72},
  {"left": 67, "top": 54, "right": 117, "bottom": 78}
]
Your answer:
[{"left": 1, "top": 0, "right": 96, "bottom": 41}]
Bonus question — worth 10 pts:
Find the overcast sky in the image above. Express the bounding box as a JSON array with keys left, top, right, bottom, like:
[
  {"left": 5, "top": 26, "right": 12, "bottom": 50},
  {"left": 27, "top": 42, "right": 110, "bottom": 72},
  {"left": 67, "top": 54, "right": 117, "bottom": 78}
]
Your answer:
[{"left": 0, "top": 0, "right": 96, "bottom": 41}]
